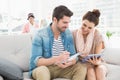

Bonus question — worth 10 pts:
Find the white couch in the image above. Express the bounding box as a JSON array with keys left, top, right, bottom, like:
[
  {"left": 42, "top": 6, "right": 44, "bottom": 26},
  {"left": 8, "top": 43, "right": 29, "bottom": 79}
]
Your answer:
[
  {"left": 0, "top": 34, "right": 120, "bottom": 80},
  {"left": 0, "top": 34, "right": 31, "bottom": 80}
]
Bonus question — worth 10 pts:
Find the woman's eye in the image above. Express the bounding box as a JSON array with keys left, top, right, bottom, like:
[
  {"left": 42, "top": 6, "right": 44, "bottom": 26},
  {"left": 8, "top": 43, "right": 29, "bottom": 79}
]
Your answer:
[{"left": 88, "top": 27, "right": 92, "bottom": 29}]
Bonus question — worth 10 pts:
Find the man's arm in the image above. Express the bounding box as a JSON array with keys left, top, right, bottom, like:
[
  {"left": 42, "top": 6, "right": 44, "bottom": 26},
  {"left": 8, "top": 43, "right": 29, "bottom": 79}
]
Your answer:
[
  {"left": 37, "top": 56, "right": 60, "bottom": 66},
  {"left": 37, "top": 51, "right": 70, "bottom": 66},
  {"left": 31, "top": 33, "right": 56, "bottom": 67},
  {"left": 55, "top": 58, "right": 77, "bottom": 68}
]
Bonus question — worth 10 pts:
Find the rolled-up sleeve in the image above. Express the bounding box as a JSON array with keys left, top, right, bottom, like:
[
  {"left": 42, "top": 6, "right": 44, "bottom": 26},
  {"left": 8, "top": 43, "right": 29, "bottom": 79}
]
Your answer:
[{"left": 34, "top": 56, "right": 42, "bottom": 66}]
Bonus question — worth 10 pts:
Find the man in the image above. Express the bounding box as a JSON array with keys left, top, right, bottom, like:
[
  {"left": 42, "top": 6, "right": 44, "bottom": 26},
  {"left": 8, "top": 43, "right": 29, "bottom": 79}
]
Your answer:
[{"left": 29, "top": 5, "right": 86, "bottom": 80}]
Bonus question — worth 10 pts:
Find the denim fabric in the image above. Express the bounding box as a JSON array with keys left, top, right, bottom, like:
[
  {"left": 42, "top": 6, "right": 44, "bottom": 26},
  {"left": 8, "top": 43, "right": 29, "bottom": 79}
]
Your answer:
[{"left": 29, "top": 24, "right": 76, "bottom": 76}]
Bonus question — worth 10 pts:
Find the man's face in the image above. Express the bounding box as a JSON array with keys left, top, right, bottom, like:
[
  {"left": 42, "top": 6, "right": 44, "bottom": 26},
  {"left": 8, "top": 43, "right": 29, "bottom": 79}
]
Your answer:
[{"left": 54, "top": 16, "right": 71, "bottom": 32}]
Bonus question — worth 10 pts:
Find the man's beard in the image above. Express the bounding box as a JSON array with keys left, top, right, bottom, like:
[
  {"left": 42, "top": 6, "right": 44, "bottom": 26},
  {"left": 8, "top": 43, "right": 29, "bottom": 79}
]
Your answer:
[{"left": 56, "top": 26, "right": 63, "bottom": 32}]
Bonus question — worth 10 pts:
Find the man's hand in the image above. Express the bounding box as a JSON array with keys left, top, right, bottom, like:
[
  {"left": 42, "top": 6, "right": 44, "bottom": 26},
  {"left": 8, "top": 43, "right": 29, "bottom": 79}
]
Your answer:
[
  {"left": 55, "top": 61, "right": 73, "bottom": 68},
  {"left": 55, "top": 51, "right": 70, "bottom": 64}
]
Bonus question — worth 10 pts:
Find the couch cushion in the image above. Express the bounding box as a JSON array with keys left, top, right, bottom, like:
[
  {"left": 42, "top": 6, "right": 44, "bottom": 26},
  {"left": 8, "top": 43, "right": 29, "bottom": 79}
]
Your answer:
[
  {"left": 0, "top": 34, "right": 32, "bottom": 71},
  {"left": 8, "top": 34, "right": 32, "bottom": 71},
  {"left": 106, "top": 64, "right": 120, "bottom": 80},
  {"left": 23, "top": 72, "right": 32, "bottom": 80},
  {"left": 103, "top": 48, "right": 120, "bottom": 65},
  {"left": 0, "top": 35, "right": 15, "bottom": 55},
  {"left": 0, "top": 58, "right": 23, "bottom": 80}
]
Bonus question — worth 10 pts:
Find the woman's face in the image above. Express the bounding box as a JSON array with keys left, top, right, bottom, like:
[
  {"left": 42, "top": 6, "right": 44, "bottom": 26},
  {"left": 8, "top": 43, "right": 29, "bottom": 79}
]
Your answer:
[
  {"left": 81, "top": 19, "right": 95, "bottom": 35},
  {"left": 29, "top": 17, "right": 34, "bottom": 23}
]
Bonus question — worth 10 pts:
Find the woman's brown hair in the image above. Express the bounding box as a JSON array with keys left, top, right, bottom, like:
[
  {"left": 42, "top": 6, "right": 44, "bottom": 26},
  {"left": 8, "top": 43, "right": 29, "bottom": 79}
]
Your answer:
[{"left": 82, "top": 9, "right": 100, "bottom": 26}]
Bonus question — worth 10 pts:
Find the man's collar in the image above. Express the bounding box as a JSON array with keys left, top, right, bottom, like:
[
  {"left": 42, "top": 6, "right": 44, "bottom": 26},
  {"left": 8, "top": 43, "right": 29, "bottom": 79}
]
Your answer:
[{"left": 48, "top": 23, "right": 66, "bottom": 37}]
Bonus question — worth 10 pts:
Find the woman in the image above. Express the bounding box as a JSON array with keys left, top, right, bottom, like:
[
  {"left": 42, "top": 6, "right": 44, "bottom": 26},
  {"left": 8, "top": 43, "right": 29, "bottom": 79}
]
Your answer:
[
  {"left": 22, "top": 13, "right": 39, "bottom": 35},
  {"left": 73, "top": 9, "right": 107, "bottom": 80}
]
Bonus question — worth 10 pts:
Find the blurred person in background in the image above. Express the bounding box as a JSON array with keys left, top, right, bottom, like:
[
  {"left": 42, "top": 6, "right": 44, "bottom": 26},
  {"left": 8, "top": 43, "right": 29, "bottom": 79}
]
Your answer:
[{"left": 22, "top": 13, "right": 39, "bottom": 35}]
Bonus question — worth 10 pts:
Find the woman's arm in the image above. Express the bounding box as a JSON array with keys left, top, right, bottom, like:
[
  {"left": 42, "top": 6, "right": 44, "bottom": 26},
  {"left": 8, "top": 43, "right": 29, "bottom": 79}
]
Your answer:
[{"left": 95, "top": 42, "right": 104, "bottom": 54}]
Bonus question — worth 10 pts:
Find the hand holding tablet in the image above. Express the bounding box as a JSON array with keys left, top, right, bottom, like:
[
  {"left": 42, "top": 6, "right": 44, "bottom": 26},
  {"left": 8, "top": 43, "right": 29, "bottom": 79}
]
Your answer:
[
  {"left": 61, "top": 53, "right": 103, "bottom": 63},
  {"left": 81, "top": 53, "right": 103, "bottom": 63}
]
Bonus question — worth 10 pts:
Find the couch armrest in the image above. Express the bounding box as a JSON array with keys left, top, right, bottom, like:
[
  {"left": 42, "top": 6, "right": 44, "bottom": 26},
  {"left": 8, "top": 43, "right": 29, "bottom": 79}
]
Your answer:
[{"left": 103, "top": 48, "right": 120, "bottom": 65}]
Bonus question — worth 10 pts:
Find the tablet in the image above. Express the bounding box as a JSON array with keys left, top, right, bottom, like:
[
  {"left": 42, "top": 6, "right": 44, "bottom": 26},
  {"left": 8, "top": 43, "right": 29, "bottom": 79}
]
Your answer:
[
  {"left": 67, "top": 53, "right": 80, "bottom": 61},
  {"left": 61, "top": 53, "right": 81, "bottom": 64},
  {"left": 81, "top": 53, "right": 103, "bottom": 63}
]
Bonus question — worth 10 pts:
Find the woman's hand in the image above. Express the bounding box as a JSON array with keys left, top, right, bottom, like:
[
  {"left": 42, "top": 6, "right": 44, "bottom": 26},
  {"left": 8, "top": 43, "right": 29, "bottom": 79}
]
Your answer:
[{"left": 87, "top": 56, "right": 102, "bottom": 65}]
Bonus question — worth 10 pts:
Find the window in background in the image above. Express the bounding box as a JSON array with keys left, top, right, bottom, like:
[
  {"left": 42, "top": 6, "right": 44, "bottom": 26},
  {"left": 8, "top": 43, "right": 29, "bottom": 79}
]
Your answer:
[
  {"left": 0, "top": 0, "right": 120, "bottom": 37},
  {"left": 67, "top": 0, "right": 120, "bottom": 37},
  {"left": 65, "top": 0, "right": 120, "bottom": 48},
  {"left": 0, "top": 0, "right": 33, "bottom": 34}
]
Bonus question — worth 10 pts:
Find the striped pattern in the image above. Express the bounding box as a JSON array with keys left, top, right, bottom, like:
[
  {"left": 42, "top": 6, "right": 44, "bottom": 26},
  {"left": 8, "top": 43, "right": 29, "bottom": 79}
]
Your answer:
[{"left": 52, "top": 36, "right": 64, "bottom": 56}]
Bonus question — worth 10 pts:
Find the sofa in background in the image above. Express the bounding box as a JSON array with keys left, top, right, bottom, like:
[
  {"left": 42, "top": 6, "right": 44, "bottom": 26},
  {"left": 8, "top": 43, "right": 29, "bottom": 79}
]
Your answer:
[{"left": 0, "top": 34, "right": 120, "bottom": 80}]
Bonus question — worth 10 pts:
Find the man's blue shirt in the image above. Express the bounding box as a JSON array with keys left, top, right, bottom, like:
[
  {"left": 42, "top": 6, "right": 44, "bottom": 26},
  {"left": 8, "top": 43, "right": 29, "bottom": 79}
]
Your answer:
[{"left": 29, "top": 24, "right": 76, "bottom": 76}]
